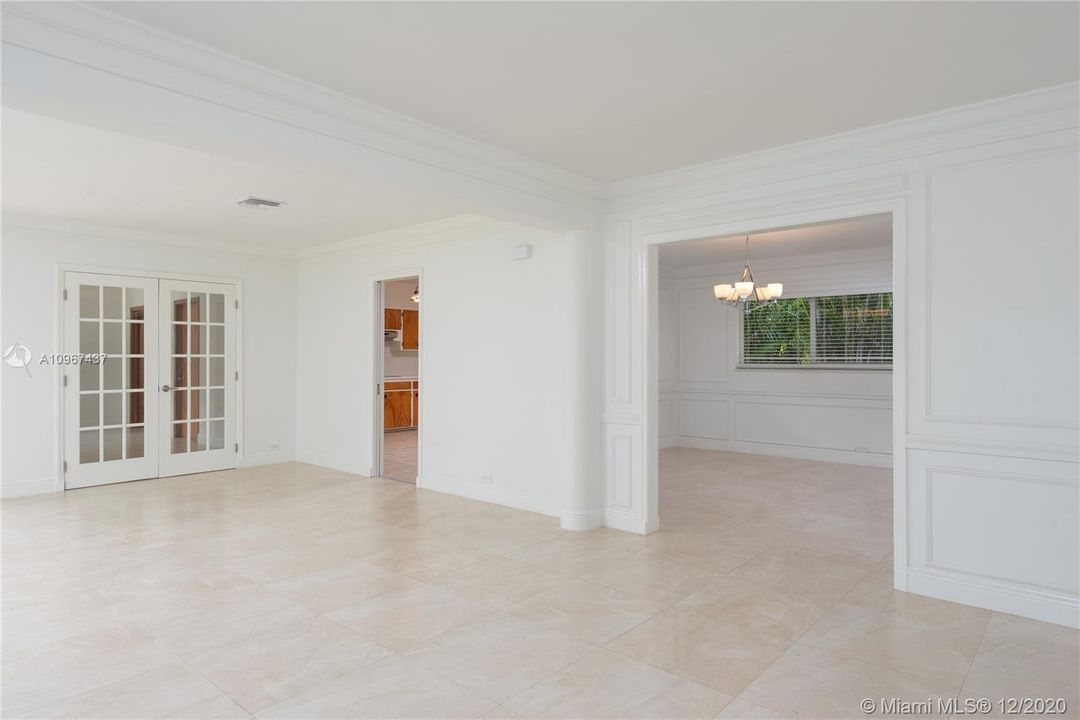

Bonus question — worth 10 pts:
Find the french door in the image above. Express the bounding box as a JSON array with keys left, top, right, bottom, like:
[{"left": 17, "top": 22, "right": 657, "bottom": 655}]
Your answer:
[
  {"left": 64, "top": 273, "right": 160, "bottom": 488},
  {"left": 157, "top": 279, "right": 237, "bottom": 477},
  {"left": 63, "top": 272, "right": 237, "bottom": 489}
]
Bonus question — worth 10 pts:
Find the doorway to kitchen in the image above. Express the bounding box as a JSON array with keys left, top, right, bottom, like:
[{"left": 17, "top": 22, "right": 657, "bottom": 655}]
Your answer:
[{"left": 377, "top": 275, "right": 420, "bottom": 483}]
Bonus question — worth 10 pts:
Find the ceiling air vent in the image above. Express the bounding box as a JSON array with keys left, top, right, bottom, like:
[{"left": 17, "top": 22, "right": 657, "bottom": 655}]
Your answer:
[{"left": 237, "top": 196, "right": 285, "bottom": 210}]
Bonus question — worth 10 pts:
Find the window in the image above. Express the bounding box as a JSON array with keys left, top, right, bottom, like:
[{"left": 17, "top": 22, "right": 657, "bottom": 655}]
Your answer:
[{"left": 741, "top": 292, "right": 892, "bottom": 367}]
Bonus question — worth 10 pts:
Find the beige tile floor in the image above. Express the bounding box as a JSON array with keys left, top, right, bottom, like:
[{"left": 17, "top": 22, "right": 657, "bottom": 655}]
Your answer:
[
  {"left": 384, "top": 429, "right": 418, "bottom": 483},
  {"left": 2, "top": 449, "right": 1077, "bottom": 719}
]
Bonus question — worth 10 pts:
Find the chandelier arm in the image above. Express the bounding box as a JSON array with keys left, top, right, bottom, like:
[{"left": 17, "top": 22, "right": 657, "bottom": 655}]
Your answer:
[{"left": 714, "top": 232, "right": 782, "bottom": 311}]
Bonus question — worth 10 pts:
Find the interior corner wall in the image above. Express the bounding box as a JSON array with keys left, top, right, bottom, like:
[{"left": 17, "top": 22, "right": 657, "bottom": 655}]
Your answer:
[
  {"left": 0, "top": 225, "right": 298, "bottom": 497},
  {"left": 659, "top": 248, "right": 893, "bottom": 467},
  {"left": 294, "top": 222, "right": 580, "bottom": 519}
]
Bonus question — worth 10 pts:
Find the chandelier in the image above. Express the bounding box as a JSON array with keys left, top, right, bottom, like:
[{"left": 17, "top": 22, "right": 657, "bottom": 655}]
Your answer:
[{"left": 713, "top": 233, "right": 783, "bottom": 312}]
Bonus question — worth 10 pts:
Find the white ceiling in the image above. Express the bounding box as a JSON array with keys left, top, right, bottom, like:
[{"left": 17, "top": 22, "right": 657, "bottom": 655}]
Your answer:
[
  {"left": 97, "top": 1, "right": 1079, "bottom": 182},
  {"left": 659, "top": 214, "right": 891, "bottom": 268},
  {"left": 1, "top": 109, "right": 470, "bottom": 251}
]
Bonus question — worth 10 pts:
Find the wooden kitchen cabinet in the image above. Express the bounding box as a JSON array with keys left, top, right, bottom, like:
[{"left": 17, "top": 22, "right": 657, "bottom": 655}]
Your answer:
[
  {"left": 384, "top": 382, "right": 412, "bottom": 429},
  {"left": 384, "top": 308, "right": 402, "bottom": 332},
  {"left": 401, "top": 309, "right": 419, "bottom": 350},
  {"left": 384, "top": 380, "right": 419, "bottom": 430}
]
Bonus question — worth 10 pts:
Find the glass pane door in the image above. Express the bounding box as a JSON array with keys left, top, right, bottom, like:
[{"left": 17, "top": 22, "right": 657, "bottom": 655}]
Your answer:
[
  {"left": 64, "top": 273, "right": 158, "bottom": 489},
  {"left": 158, "top": 280, "right": 237, "bottom": 477}
]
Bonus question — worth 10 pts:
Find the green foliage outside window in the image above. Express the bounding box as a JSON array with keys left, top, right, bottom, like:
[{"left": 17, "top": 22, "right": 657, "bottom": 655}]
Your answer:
[
  {"left": 742, "top": 292, "right": 892, "bottom": 365},
  {"left": 742, "top": 297, "right": 812, "bottom": 363}
]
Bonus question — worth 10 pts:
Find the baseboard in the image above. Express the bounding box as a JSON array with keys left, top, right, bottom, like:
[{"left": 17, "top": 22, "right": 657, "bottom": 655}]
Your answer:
[
  {"left": 293, "top": 449, "right": 369, "bottom": 476},
  {"left": 664, "top": 436, "right": 892, "bottom": 468},
  {"left": 560, "top": 508, "right": 604, "bottom": 531},
  {"left": 603, "top": 507, "right": 649, "bottom": 535},
  {"left": 418, "top": 473, "right": 562, "bottom": 519},
  {"left": 238, "top": 450, "right": 295, "bottom": 468},
  {"left": 1, "top": 477, "right": 61, "bottom": 499},
  {"left": 906, "top": 567, "right": 1079, "bottom": 629}
]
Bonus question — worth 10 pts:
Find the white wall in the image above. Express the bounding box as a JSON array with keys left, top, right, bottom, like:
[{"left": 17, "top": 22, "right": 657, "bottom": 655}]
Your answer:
[
  {"left": 659, "top": 248, "right": 892, "bottom": 466},
  {"left": 383, "top": 277, "right": 419, "bottom": 378},
  {"left": 295, "top": 217, "right": 586, "bottom": 519},
  {"left": 603, "top": 84, "right": 1080, "bottom": 627},
  {"left": 0, "top": 221, "right": 298, "bottom": 496},
  {"left": 1, "top": 5, "right": 1075, "bottom": 628}
]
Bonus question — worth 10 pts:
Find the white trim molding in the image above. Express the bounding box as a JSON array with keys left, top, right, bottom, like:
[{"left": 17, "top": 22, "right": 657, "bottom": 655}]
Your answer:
[
  {"left": 906, "top": 567, "right": 1078, "bottom": 629},
  {"left": 657, "top": 246, "right": 895, "bottom": 469},
  {"left": 668, "top": 437, "right": 891, "bottom": 469},
  {"left": 238, "top": 450, "right": 296, "bottom": 469},
  {"left": 605, "top": 83, "right": 1079, "bottom": 211},
  {"left": 560, "top": 509, "right": 606, "bottom": 532},
  {"left": 604, "top": 83, "right": 1079, "bottom": 631},
  {"left": 420, "top": 473, "right": 562, "bottom": 520},
  {"left": 2, "top": 2, "right": 1078, "bottom": 631},
  {"left": 293, "top": 450, "right": 368, "bottom": 477},
  {"left": 0, "top": 478, "right": 61, "bottom": 499},
  {"left": 1, "top": 2, "right": 602, "bottom": 231}
]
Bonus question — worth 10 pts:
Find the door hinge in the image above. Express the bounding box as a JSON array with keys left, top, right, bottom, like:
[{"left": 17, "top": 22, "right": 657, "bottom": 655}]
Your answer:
[
  {"left": 63, "top": 374, "right": 68, "bottom": 387},
  {"left": 235, "top": 299, "right": 239, "bottom": 309},
  {"left": 63, "top": 288, "right": 68, "bottom": 301},
  {"left": 234, "top": 443, "right": 239, "bottom": 452},
  {"left": 235, "top": 370, "right": 239, "bottom": 381},
  {"left": 63, "top": 460, "right": 68, "bottom": 472},
  {"left": 376, "top": 383, "right": 381, "bottom": 395}
]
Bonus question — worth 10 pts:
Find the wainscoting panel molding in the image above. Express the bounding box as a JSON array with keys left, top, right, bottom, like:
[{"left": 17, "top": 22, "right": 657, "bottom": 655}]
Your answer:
[{"left": 604, "top": 83, "right": 1080, "bottom": 627}]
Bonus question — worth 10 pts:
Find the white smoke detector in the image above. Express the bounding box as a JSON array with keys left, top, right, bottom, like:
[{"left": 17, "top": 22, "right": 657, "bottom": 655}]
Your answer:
[{"left": 237, "top": 196, "right": 285, "bottom": 210}]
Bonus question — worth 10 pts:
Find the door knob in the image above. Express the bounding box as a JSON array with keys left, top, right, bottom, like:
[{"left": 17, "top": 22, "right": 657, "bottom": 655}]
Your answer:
[{"left": 161, "top": 384, "right": 173, "bottom": 392}]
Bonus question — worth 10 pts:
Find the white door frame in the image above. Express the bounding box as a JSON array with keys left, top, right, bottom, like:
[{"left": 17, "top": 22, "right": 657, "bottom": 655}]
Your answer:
[
  {"left": 643, "top": 198, "right": 907, "bottom": 576},
  {"left": 56, "top": 263, "right": 244, "bottom": 489},
  {"left": 370, "top": 268, "right": 423, "bottom": 483}
]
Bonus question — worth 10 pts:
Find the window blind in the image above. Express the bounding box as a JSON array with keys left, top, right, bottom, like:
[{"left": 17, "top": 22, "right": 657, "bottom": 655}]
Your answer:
[{"left": 741, "top": 292, "right": 892, "bottom": 366}]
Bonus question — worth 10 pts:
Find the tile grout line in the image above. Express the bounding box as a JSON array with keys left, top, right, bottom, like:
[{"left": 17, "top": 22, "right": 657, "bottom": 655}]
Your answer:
[
  {"left": 179, "top": 656, "right": 257, "bottom": 718},
  {"left": 951, "top": 611, "right": 995, "bottom": 707},
  {"left": 484, "top": 645, "right": 607, "bottom": 716}
]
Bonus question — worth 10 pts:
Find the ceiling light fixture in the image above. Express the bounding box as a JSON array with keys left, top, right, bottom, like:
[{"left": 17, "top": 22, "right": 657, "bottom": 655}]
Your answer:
[
  {"left": 237, "top": 196, "right": 285, "bottom": 210},
  {"left": 410, "top": 285, "right": 420, "bottom": 303},
  {"left": 713, "top": 234, "right": 783, "bottom": 312}
]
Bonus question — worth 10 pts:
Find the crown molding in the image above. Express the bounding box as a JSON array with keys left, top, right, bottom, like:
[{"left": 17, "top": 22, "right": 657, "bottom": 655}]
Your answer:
[
  {"left": 0, "top": 213, "right": 298, "bottom": 260},
  {"left": 3, "top": 3, "right": 1076, "bottom": 234},
  {"left": 1, "top": 2, "right": 603, "bottom": 219},
  {"left": 661, "top": 246, "right": 892, "bottom": 281},
  {"left": 605, "top": 82, "right": 1080, "bottom": 213}
]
